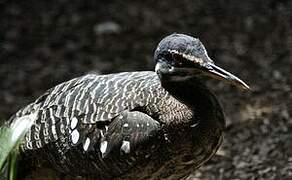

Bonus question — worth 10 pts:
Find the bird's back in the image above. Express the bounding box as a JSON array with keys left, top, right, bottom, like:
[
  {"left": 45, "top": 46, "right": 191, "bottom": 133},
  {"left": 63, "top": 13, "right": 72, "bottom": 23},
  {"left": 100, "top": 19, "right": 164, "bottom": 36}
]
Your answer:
[{"left": 13, "top": 71, "right": 194, "bottom": 178}]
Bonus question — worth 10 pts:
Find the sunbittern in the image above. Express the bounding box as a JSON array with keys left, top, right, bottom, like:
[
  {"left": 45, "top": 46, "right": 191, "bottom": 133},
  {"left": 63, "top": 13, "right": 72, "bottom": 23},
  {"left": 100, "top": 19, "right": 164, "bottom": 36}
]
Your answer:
[{"left": 9, "top": 33, "right": 249, "bottom": 179}]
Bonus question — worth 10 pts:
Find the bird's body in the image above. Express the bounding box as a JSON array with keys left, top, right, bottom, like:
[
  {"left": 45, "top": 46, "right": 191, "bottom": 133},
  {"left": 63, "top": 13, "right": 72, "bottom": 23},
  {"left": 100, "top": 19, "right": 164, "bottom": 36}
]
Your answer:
[
  {"left": 14, "top": 71, "right": 223, "bottom": 179},
  {"left": 7, "top": 34, "right": 249, "bottom": 179}
]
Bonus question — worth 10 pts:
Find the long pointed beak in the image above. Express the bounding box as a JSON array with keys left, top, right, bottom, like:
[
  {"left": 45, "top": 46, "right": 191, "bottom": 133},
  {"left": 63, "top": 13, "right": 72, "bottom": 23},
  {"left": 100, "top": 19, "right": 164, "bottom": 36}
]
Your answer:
[{"left": 204, "top": 63, "right": 250, "bottom": 91}]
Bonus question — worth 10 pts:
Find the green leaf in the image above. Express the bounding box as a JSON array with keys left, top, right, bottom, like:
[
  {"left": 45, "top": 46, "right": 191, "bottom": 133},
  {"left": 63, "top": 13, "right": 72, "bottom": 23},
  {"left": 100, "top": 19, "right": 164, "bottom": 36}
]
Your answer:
[
  {"left": 0, "top": 113, "right": 35, "bottom": 178},
  {"left": 8, "top": 148, "right": 19, "bottom": 180}
]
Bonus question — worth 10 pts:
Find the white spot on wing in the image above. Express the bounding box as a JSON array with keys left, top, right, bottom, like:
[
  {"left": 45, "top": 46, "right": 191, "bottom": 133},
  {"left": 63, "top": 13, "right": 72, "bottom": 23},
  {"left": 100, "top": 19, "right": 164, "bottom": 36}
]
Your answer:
[
  {"left": 83, "top": 137, "right": 91, "bottom": 151},
  {"left": 100, "top": 141, "right": 108, "bottom": 155},
  {"left": 71, "top": 117, "right": 78, "bottom": 129},
  {"left": 121, "top": 140, "right": 130, "bottom": 154},
  {"left": 71, "top": 129, "right": 80, "bottom": 144},
  {"left": 123, "top": 123, "right": 129, "bottom": 127}
]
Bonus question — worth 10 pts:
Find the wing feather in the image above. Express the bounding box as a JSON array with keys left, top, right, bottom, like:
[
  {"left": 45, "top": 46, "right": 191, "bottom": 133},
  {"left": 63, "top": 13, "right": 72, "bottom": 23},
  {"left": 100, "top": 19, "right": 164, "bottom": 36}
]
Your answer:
[{"left": 17, "top": 72, "right": 163, "bottom": 152}]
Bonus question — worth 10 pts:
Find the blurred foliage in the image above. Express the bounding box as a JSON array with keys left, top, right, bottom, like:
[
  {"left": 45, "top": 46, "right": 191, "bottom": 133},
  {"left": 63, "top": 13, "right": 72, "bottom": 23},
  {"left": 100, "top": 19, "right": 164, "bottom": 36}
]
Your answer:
[{"left": 0, "top": 116, "right": 34, "bottom": 180}]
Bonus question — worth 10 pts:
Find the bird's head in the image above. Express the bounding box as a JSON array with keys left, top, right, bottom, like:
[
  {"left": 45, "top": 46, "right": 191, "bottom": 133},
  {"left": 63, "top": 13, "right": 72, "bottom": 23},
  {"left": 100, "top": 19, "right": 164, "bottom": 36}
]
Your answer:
[{"left": 154, "top": 33, "right": 249, "bottom": 91}]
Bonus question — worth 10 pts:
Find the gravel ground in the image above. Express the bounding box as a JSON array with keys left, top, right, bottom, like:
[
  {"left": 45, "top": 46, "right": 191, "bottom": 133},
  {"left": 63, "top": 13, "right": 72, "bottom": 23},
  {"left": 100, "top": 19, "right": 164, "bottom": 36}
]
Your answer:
[{"left": 1, "top": 0, "right": 292, "bottom": 179}]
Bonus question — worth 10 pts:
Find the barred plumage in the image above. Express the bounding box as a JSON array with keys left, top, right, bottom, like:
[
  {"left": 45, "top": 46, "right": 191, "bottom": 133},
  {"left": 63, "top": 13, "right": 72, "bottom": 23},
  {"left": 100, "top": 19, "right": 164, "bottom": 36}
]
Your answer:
[
  {"left": 9, "top": 34, "right": 249, "bottom": 179},
  {"left": 15, "top": 72, "right": 196, "bottom": 176}
]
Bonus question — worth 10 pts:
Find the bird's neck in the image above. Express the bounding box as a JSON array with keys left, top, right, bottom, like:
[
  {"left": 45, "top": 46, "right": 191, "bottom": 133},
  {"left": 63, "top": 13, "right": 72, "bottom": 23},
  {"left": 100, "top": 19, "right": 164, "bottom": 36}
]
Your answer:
[{"left": 160, "top": 77, "right": 225, "bottom": 130}]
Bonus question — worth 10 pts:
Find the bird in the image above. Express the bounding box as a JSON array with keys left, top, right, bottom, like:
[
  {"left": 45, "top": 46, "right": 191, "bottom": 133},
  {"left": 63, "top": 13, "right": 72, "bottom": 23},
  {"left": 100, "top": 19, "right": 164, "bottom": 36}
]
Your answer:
[{"left": 9, "top": 33, "right": 249, "bottom": 179}]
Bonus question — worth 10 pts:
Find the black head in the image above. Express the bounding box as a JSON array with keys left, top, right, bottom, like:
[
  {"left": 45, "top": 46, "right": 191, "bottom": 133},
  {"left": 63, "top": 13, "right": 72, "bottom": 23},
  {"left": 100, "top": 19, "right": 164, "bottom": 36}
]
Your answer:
[{"left": 154, "top": 33, "right": 249, "bottom": 90}]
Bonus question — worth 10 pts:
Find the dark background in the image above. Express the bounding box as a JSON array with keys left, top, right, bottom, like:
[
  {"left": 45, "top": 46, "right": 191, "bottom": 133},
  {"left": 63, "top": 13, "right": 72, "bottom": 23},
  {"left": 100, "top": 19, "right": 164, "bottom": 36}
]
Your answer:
[{"left": 1, "top": 0, "right": 292, "bottom": 179}]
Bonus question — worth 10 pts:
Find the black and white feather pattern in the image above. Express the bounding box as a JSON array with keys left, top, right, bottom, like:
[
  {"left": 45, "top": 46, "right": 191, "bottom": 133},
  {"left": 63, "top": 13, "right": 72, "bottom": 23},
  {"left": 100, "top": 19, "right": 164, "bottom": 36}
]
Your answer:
[
  {"left": 11, "top": 71, "right": 193, "bottom": 176},
  {"left": 7, "top": 33, "right": 229, "bottom": 179}
]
